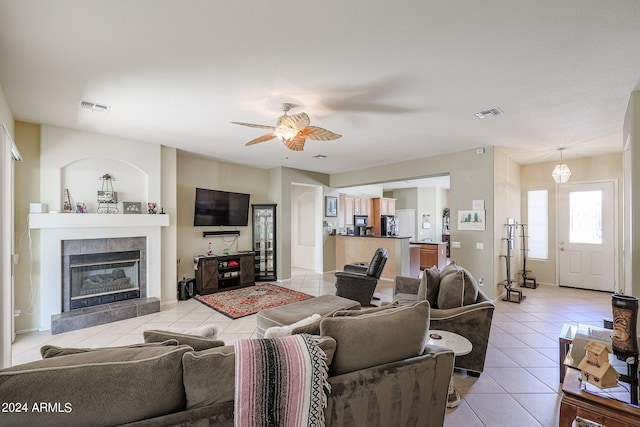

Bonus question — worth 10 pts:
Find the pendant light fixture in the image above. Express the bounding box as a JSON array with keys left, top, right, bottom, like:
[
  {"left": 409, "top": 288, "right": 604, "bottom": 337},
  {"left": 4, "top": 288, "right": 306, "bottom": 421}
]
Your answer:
[{"left": 552, "top": 147, "right": 571, "bottom": 183}]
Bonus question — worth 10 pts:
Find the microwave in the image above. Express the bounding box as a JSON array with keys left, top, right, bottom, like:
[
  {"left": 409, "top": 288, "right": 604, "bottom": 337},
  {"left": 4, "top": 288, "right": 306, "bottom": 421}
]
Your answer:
[{"left": 354, "top": 215, "right": 368, "bottom": 227}]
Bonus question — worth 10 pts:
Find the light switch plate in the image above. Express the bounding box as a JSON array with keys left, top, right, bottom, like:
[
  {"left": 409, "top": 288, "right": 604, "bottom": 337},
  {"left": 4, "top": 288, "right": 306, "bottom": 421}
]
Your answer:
[{"left": 451, "top": 241, "right": 461, "bottom": 248}]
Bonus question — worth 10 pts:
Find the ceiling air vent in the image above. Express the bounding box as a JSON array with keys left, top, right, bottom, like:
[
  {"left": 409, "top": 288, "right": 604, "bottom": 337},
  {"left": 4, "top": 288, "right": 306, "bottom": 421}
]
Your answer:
[
  {"left": 474, "top": 107, "right": 503, "bottom": 119},
  {"left": 79, "top": 100, "right": 111, "bottom": 113},
  {"left": 312, "top": 154, "right": 327, "bottom": 159}
]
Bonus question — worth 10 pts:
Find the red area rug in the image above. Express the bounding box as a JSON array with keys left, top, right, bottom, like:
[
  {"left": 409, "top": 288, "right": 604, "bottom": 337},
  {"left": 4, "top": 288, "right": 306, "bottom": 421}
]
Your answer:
[{"left": 194, "top": 284, "right": 313, "bottom": 319}]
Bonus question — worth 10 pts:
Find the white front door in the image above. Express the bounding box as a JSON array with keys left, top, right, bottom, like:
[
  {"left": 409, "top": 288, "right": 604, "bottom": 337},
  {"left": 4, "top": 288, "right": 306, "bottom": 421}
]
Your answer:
[{"left": 558, "top": 181, "right": 616, "bottom": 292}]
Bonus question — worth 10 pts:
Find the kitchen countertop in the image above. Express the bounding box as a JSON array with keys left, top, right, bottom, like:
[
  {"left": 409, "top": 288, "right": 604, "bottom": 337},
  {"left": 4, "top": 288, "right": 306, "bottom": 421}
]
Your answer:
[{"left": 410, "top": 241, "right": 448, "bottom": 245}]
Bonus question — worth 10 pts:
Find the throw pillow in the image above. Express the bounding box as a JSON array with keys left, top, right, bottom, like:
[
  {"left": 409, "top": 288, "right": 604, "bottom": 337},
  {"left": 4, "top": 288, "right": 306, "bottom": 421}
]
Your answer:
[
  {"left": 439, "top": 261, "right": 459, "bottom": 280},
  {"left": 264, "top": 314, "right": 322, "bottom": 338},
  {"left": 1, "top": 345, "right": 191, "bottom": 427},
  {"left": 319, "top": 300, "right": 430, "bottom": 375},
  {"left": 143, "top": 330, "right": 224, "bottom": 351},
  {"left": 182, "top": 336, "right": 337, "bottom": 410},
  {"left": 417, "top": 266, "right": 440, "bottom": 307},
  {"left": 437, "top": 265, "right": 479, "bottom": 309},
  {"left": 40, "top": 339, "right": 179, "bottom": 358}
]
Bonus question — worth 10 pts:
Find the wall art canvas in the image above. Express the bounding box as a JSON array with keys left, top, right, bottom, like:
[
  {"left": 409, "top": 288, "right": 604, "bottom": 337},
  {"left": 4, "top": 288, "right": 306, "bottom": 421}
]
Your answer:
[{"left": 458, "top": 209, "right": 486, "bottom": 231}]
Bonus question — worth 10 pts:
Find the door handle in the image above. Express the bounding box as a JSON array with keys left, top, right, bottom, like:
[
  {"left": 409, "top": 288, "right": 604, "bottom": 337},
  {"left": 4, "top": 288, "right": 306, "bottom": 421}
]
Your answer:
[{"left": 560, "top": 247, "right": 565, "bottom": 251}]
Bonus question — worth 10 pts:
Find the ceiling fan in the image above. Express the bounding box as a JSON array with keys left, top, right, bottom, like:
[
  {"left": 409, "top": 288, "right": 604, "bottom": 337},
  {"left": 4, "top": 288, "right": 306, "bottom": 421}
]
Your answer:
[{"left": 231, "top": 103, "right": 342, "bottom": 151}]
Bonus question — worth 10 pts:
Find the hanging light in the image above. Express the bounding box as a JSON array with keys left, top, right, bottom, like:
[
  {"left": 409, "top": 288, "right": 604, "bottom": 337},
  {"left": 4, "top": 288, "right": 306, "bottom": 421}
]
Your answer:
[{"left": 552, "top": 148, "right": 571, "bottom": 183}]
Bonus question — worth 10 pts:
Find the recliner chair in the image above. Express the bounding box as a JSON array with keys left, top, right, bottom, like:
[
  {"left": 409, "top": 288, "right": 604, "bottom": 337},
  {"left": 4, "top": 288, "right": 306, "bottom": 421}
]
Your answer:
[{"left": 334, "top": 247, "right": 388, "bottom": 306}]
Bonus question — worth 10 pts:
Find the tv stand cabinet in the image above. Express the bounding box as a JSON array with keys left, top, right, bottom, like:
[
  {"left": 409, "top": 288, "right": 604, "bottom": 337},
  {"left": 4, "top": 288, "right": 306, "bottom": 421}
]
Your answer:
[{"left": 194, "top": 252, "right": 255, "bottom": 295}]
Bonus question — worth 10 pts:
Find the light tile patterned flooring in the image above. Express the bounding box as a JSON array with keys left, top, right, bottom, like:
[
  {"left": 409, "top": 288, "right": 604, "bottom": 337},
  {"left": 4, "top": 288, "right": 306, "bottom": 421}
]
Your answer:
[{"left": 12, "top": 268, "right": 619, "bottom": 426}]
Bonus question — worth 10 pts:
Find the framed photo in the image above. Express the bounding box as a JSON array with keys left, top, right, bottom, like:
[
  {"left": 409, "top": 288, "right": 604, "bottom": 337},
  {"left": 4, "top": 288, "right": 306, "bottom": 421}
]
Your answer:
[
  {"left": 325, "top": 196, "right": 337, "bottom": 217},
  {"left": 458, "top": 210, "right": 486, "bottom": 231},
  {"left": 123, "top": 201, "right": 142, "bottom": 214},
  {"left": 422, "top": 214, "right": 431, "bottom": 229},
  {"left": 147, "top": 202, "right": 158, "bottom": 214}
]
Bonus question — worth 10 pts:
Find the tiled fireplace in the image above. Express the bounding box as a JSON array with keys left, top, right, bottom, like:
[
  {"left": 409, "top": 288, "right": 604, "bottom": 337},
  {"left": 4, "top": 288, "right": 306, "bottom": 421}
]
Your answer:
[{"left": 29, "top": 213, "right": 168, "bottom": 333}]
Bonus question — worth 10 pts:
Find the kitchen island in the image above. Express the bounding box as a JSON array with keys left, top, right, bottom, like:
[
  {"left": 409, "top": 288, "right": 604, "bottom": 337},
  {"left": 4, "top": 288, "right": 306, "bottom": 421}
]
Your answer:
[{"left": 335, "top": 235, "right": 411, "bottom": 280}]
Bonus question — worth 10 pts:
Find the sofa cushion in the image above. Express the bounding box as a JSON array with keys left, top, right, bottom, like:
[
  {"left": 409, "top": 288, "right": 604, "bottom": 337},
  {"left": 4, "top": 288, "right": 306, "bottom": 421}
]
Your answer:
[
  {"left": 41, "top": 339, "right": 180, "bottom": 358},
  {"left": 320, "top": 300, "right": 430, "bottom": 375},
  {"left": 437, "top": 264, "right": 479, "bottom": 309},
  {"left": 290, "top": 307, "right": 347, "bottom": 335},
  {"left": 144, "top": 330, "right": 225, "bottom": 351},
  {"left": 418, "top": 266, "right": 440, "bottom": 307},
  {"left": 0, "top": 345, "right": 191, "bottom": 427},
  {"left": 182, "top": 336, "right": 337, "bottom": 410},
  {"left": 331, "top": 300, "right": 400, "bottom": 317}
]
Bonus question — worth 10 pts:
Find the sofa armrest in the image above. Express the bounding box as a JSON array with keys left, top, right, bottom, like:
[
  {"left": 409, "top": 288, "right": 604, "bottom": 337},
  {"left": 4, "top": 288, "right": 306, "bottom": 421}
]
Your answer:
[
  {"left": 326, "top": 347, "right": 454, "bottom": 427},
  {"left": 394, "top": 275, "right": 420, "bottom": 295},
  {"left": 342, "top": 264, "right": 369, "bottom": 275},
  {"left": 429, "top": 301, "right": 495, "bottom": 320}
]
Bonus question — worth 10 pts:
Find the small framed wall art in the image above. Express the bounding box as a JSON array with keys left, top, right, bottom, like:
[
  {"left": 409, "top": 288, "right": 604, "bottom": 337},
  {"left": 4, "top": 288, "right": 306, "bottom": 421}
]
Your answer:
[{"left": 325, "top": 196, "right": 337, "bottom": 217}]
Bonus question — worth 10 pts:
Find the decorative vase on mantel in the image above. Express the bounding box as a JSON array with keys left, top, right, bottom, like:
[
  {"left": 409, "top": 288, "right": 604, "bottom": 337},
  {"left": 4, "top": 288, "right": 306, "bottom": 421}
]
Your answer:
[{"left": 611, "top": 294, "right": 639, "bottom": 361}]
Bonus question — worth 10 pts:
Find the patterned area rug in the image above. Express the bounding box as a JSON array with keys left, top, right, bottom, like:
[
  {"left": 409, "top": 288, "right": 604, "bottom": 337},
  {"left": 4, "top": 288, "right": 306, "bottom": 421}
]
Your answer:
[{"left": 194, "top": 284, "right": 313, "bottom": 319}]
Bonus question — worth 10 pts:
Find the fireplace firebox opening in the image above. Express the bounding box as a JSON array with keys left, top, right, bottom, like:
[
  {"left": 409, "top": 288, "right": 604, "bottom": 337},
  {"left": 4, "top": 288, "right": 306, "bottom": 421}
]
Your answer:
[{"left": 69, "top": 250, "right": 140, "bottom": 309}]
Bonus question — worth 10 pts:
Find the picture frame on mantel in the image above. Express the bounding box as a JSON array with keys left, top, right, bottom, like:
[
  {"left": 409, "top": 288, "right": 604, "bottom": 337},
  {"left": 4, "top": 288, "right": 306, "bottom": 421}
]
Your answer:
[
  {"left": 123, "top": 201, "right": 142, "bottom": 214},
  {"left": 325, "top": 196, "right": 337, "bottom": 217}
]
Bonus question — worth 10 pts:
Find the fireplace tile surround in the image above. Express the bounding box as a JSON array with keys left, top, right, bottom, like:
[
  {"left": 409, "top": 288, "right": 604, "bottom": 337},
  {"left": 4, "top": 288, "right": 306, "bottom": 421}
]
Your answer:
[{"left": 29, "top": 213, "right": 169, "bottom": 331}]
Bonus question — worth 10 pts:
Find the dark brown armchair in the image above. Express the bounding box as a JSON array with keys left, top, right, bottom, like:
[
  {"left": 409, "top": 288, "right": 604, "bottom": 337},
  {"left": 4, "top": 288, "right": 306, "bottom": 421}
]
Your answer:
[{"left": 335, "top": 247, "right": 388, "bottom": 306}]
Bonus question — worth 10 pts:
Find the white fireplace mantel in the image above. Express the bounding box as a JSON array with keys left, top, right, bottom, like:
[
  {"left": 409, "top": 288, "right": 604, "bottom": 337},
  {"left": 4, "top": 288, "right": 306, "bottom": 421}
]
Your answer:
[
  {"left": 29, "top": 213, "right": 170, "bottom": 330},
  {"left": 29, "top": 213, "right": 170, "bottom": 229}
]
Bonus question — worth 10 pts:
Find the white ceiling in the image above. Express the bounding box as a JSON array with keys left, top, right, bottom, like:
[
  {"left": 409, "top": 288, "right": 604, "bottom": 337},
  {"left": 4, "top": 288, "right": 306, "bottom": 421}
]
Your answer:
[{"left": 1, "top": 1, "right": 639, "bottom": 177}]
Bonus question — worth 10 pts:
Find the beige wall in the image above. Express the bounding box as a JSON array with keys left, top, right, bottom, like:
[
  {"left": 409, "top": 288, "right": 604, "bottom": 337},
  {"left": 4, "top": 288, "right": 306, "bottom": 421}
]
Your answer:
[
  {"left": 13, "top": 122, "right": 40, "bottom": 333},
  {"left": 331, "top": 147, "right": 499, "bottom": 299},
  {"left": 175, "top": 152, "right": 271, "bottom": 281},
  {"left": 161, "top": 146, "right": 178, "bottom": 302},
  {"left": 493, "top": 147, "right": 521, "bottom": 299},
  {"left": 520, "top": 153, "right": 623, "bottom": 287}
]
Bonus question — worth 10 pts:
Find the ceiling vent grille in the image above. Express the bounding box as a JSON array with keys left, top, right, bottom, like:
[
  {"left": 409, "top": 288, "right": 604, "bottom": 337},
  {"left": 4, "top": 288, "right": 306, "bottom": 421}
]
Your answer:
[
  {"left": 79, "top": 100, "right": 111, "bottom": 113},
  {"left": 474, "top": 107, "right": 503, "bottom": 119},
  {"left": 312, "top": 154, "right": 327, "bottom": 159}
]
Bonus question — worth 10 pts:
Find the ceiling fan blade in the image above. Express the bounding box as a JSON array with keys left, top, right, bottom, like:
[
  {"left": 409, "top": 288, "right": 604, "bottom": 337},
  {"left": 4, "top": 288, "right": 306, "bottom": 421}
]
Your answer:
[
  {"left": 300, "top": 126, "right": 342, "bottom": 141},
  {"left": 231, "top": 121, "right": 276, "bottom": 130},
  {"left": 282, "top": 135, "right": 306, "bottom": 151},
  {"left": 245, "top": 133, "right": 276, "bottom": 146},
  {"left": 278, "top": 112, "right": 310, "bottom": 132}
]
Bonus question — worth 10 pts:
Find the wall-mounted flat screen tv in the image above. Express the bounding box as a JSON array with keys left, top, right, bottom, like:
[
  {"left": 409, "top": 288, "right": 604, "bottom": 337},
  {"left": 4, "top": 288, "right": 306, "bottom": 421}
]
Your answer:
[{"left": 193, "top": 188, "right": 250, "bottom": 226}]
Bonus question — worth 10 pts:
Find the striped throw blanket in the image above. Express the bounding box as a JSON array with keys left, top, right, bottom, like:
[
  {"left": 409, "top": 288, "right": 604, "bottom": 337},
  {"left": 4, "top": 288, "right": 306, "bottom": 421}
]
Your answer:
[{"left": 234, "top": 334, "right": 329, "bottom": 427}]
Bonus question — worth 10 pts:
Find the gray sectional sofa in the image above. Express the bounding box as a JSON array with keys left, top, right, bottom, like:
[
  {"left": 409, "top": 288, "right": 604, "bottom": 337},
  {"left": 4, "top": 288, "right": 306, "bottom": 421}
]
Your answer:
[{"left": 0, "top": 300, "right": 454, "bottom": 427}]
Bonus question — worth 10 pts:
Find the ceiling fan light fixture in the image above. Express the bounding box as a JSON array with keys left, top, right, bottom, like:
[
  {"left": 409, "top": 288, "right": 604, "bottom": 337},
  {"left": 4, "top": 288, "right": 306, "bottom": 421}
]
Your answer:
[
  {"left": 552, "top": 148, "right": 571, "bottom": 183},
  {"left": 274, "top": 126, "right": 297, "bottom": 142}
]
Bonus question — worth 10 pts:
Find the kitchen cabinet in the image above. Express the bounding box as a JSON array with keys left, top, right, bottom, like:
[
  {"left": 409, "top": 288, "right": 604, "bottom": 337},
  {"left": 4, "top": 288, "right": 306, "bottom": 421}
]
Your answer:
[
  {"left": 338, "top": 194, "right": 372, "bottom": 228},
  {"left": 344, "top": 195, "right": 354, "bottom": 226},
  {"left": 354, "top": 197, "right": 371, "bottom": 216},
  {"left": 379, "top": 197, "right": 396, "bottom": 216},
  {"left": 414, "top": 242, "right": 447, "bottom": 270},
  {"left": 371, "top": 197, "right": 397, "bottom": 235}
]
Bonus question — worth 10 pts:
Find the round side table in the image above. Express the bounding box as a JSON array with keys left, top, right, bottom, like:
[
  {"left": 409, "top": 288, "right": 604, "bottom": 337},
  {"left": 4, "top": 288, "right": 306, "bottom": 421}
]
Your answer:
[{"left": 428, "top": 330, "right": 472, "bottom": 408}]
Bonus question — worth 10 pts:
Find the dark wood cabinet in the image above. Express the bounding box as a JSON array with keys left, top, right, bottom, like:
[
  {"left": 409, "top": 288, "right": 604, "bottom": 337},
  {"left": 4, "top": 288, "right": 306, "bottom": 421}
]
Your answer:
[
  {"left": 195, "top": 252, "right": 255, "bottom": 295},
  {"left": 417, "top": 242, "right": 447, "bottom": 270}
]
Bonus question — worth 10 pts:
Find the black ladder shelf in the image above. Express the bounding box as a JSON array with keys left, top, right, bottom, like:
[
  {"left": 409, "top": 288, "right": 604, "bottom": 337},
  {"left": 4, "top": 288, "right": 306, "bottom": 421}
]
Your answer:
[
  {"left": 500, "top": 222, "right": 524, "bottom": 303},
  {"left": 518, "top": 223, "right": 538, "bottom": 289}
]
